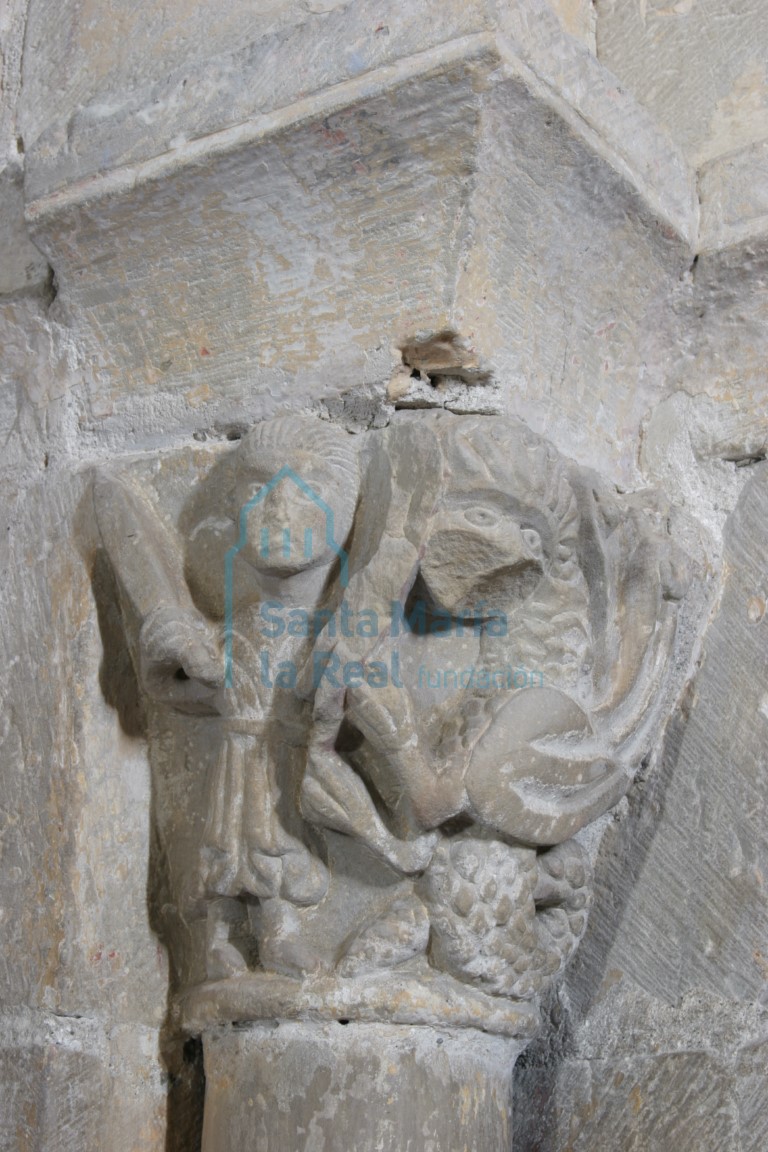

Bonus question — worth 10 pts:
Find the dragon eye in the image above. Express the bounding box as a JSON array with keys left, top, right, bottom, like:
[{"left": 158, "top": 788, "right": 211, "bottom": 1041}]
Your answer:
[{"left": 464, "top": 507, "right": 500, "bottom": 528}]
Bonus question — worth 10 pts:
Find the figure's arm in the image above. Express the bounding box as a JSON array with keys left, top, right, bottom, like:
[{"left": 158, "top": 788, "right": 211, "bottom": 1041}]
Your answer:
[
  {"left": 300, "top": 748, "right": 437, "bottom": 874},
  {"left": 299, "top": 640, "right": 437, "bottom": 873},
  {"left": 344, "top": 681, "right": 467, "bottom": 830},
  {"left": 93, "top": 469, "right": 223, "bottom": 712}
]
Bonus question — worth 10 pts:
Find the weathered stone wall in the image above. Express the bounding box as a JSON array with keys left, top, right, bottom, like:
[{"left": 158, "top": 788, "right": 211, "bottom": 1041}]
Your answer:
[
  {"left": 1, "top": 2, "right": 767, "bottom": 1149},
  {"left": 597, "top": 0, "right": 768, "bottom": 167}
]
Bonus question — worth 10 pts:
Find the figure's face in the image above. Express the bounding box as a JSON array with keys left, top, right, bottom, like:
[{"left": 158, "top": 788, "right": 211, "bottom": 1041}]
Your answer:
[
  {"left": 234, "top": 461, "right": 356, "bottom": 578},
  {"left": 420, "top": 490, "right": 546, "bottom": 616}
]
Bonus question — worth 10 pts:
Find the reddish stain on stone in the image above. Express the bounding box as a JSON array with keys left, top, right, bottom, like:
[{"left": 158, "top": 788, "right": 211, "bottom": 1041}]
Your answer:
[
  {"left": 200, "top": 347, "right": 210, "bottom": 356},
  {"left": 315, "top": 121, "right": 348, "bottom": 148}
]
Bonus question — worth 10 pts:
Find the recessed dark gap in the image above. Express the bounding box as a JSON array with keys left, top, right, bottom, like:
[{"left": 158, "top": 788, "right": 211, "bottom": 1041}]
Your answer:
[
  {"left": 440, "top": 813, "right": 475, "bottom": 837},
  {"left": 174, "top": 667, "right": 190, "bottom": 681},
  {"left": 398, "top": 328, "right": 493, "bottom": 386},
  {"left": 42, "top": 265, "right": 58, "bottom": 310},
  {"left": 726, "top": 454, "right": 766, "bottom": 468}
]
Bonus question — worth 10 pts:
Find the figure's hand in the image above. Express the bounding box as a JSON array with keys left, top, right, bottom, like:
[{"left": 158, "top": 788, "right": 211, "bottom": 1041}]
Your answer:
[
  {"left": 139, "top": 605, "right": 223, "bottom": 713},
  {"left": 346, "top": 680, "right": 467, "bottom": 829},
  {"left": 301, "top": 746, "right": 437, "bottom": 874},
  {"left": 346, "top": 680, "right": 417, "bottom": 754}
]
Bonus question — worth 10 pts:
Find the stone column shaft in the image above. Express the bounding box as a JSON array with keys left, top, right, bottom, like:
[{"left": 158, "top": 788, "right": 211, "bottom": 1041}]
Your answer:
[{"left": 202, "top": 1021, "right": 521, "bottom": 1152}]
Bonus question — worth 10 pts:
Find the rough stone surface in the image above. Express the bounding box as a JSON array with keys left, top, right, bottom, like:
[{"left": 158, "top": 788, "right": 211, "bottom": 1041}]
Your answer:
[
  {"left": 202, "top": 1022, "right": 520, "bottom": 1152},
  {"left": 596, "top": 0, "right": 768, "bottom": 167},
  {"left": 513, "top": 466, "right": 768, "bottom": 1147},
  {"left": 570, "top": 464, "right": 768, "bottom": 1009},
  {"left": 2, "top": 1, "right": 768, "bottom": 1149},
  {"left": 699, "top": 138, "right": 768, "bottom": 250},
  {"left": 0, "top": 0, "right": 50, "bottom": 296},
  {"left": 516, "top": 1051, "right": 741, "bottom": 1151},
  {"left": 0, "top": 1013, "right": 167, "bottom": 1152},
  {"left": 21, "top": 0, "right": 702, "bottom": 486}
]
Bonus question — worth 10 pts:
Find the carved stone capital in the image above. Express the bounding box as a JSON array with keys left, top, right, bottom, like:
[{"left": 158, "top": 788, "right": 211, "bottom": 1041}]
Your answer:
[{"left": 93, "top": 405, "right": 698, "bottom": 1045}]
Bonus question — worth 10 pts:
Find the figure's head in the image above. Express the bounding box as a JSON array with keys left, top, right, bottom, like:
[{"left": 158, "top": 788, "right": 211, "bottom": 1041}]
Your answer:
[
  {"left": 234, "top": 415, "right": 359, "bottom": 577},
  {"left": 419, "top": 417, "right": 571, "bottom": 617}
]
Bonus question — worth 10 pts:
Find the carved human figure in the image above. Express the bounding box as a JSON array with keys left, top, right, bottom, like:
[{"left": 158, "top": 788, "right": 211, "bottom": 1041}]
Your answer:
[
  {"left": 93, "top": 414, "right": 360, "bottom": 973},
  {"left": 190, "top": 417, "right": 359, "bottom": 908}
]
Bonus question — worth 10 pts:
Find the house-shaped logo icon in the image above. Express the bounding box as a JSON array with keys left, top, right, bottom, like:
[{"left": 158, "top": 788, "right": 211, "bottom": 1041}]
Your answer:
[{"left": 224, "top": 465, "right": 349, "bottom": 687}]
